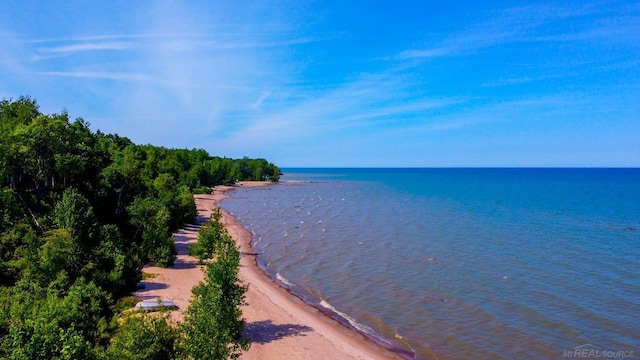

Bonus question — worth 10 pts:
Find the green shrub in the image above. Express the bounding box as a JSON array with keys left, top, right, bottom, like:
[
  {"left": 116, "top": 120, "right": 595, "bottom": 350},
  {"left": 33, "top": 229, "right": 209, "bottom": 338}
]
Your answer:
[
  {"left": 152, "top": 236, "right": 177, "bottom": 268},
  {"left": 113, "top": 296, "right": 141, "bottom": 314},
  {"left": 192, "top": 186, "right": 212, "bottom": 194},
  {"left": 105, "top": 312, "right": 181, "bottom": 360}
]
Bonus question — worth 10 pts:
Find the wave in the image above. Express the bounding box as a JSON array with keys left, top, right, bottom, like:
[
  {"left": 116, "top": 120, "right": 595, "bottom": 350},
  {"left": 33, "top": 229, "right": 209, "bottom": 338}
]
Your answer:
[
  {"left": 319, "top": 299, "right": 376, "bottom": 337},
  {"left": 276, "top": 272, "right": 294, "bottom": 287}
]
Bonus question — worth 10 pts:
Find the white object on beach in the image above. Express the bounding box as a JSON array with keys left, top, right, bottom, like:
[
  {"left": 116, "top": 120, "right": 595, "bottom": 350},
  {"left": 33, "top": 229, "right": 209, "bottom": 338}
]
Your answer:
[{"left": 134, "top": 300, "right": 178, "bottom": 311}]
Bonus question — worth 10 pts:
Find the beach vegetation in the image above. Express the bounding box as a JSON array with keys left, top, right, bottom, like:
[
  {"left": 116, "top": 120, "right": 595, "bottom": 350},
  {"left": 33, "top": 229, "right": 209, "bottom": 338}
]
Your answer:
[
  {"left": 189, "top": 208, "right": 227, "bottom": 263},
  {"left": 0, "top": 96, "right": 269, "bottom": 358},
  {"left": 192, "top": 185, "right": 213, "bottom": 194},
  {"left": 105, "top": 311, "right": 182, "bottom": 360},
  {"left": 141, "top": 271, "right": 158, "bottom": 280},
  {"left": 182, "top": 227, "right": 249, "bottom": 359}
]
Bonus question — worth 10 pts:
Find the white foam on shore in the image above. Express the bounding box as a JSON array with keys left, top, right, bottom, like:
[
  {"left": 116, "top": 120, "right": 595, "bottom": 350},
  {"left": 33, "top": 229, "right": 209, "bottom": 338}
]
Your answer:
[
  {"left": 395, "top": 333, "right": 417, "bottom": 357},
  {"left": 319, "top": 300, "right": 375, "bottom": 335},
  {"left": 276, "top": 273, "right": 294, "bottom": 287},
  {"left": 318, "top": 300, "right": 395, "bottom": 348}
]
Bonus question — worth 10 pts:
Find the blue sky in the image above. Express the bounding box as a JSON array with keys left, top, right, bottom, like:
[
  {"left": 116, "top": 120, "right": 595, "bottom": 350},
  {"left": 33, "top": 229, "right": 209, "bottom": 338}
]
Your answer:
[{"left": 1, "top": 1, "right": 638, "bottom": 167}]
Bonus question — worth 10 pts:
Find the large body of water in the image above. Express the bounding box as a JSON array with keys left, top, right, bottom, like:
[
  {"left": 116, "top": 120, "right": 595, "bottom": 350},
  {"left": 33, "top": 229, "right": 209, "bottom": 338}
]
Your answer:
[{"left": 219, "top": 168, "right": 640, "bottom": 359}]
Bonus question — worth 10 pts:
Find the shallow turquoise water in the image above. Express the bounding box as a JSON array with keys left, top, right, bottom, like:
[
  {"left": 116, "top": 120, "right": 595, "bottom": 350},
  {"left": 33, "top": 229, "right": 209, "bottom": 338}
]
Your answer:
[{"left": 220, "top": 168, "right": 640, "bottom": 359}]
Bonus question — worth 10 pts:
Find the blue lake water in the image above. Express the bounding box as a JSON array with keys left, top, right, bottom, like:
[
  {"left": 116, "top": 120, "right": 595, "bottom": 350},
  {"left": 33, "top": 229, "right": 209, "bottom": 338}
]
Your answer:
[{"left": 219, "top": 168, "right": 640, "bottom": 359}]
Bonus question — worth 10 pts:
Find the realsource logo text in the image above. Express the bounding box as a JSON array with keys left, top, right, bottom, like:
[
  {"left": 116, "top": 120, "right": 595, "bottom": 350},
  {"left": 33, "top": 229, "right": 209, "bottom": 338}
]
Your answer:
[{"left": 563, "top": 344, "right": 635, "bottom": 359}]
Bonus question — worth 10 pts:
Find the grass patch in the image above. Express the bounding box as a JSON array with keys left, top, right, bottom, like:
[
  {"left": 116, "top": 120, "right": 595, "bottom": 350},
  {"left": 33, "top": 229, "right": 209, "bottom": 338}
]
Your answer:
[
  {"left": 114, "top": 296, "right": 142, "bottom": 314},
  {"left": 142, "top": 271, "right": 158, "bottom": 280}
]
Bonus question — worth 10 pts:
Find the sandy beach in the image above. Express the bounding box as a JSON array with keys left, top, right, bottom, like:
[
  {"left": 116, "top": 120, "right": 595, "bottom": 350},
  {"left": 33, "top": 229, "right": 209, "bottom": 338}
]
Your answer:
[{"left": 134, "top": 182, "right": 402, "bottom": 359}]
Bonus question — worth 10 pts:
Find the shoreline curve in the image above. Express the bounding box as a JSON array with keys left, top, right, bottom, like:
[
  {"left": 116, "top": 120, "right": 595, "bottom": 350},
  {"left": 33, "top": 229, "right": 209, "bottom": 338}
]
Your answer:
[{"left": 215, "top": 182, "right": 407, "bottom": 360}]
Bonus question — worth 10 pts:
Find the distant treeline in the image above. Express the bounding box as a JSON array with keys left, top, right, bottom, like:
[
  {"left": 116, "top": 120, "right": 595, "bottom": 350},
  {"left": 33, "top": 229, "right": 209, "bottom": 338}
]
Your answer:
[{"left": 0, "top": 96, "right": 278, "bottom": 358}]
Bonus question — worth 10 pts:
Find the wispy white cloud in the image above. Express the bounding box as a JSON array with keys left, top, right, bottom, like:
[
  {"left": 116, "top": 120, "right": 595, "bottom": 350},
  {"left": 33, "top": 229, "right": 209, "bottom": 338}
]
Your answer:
[
  {"left": 396, "top": 48, "right": 452, "bottom": 60},
  {"left": 394, "top": 6, "right": 537, "bottom": 61},
  {"left": 404, "top": 89, "right": 636, "bottom": 137},
  {"left": 527, "top": 16, "right": 640, "bottom": 44},
  {"left": 21, "top": 28, "right": 317, "bottom": 64},
  {"left": 0, "top": 31, "right": 29, "bottom": 75},
  {"left": 481, "top": 77, "right": 535, "bottom": 87},
  {"left": 45, "top": 41, "right": 133, "bottom": 53},
  {"left": 35, "top": 71, "right": 152, "bottom": 82},
  {"left": 95, "top": 2, "right": 311, "bottom": 147},
  {"left": 394, "top": 2, "right": 636, "bottom": 62},
  {"left": 251, "top": 91, "right": 271, "bottom": 110},
  {"left": 208, "top": 70, "right": 462, "bottom": 157}
]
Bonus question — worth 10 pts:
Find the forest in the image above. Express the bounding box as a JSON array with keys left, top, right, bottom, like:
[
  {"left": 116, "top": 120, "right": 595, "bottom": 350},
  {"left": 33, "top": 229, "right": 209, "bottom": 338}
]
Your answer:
[{"left": 0, "top": 96, "right": 279, "bottom": 359}]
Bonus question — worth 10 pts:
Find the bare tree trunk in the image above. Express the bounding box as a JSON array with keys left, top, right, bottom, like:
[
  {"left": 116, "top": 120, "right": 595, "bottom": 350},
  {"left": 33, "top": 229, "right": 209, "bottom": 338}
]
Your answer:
[{"left": 16, "top": 192, "right": 43, "bottom": 235}]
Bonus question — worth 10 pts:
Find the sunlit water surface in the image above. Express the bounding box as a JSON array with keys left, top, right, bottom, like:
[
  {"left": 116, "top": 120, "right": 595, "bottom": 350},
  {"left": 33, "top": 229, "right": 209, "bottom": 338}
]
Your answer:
[{"left": 220, "top": 168, "right": 640, "bottom": 359}]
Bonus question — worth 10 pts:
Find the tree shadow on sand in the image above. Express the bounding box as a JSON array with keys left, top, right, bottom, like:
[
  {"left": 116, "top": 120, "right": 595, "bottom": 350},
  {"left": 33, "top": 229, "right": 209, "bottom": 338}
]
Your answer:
[
  {"left": 136, "top": 281, "right": 169, "bottom": 292},
  {"left": 245, "top": 320, "right": 313, "bottom": 344},
  {"left": 195, "top": 215, "right": 210, "bottom": 225},
  {"left": 171, "top": 257, "right": 198, "bottom": 270}
]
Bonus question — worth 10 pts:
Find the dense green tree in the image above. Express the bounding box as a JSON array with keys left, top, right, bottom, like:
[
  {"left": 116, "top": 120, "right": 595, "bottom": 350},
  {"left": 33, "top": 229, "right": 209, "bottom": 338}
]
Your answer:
[
  {"left": 51, "top": 188, "right": 100, "bottom": 280},
  {"left": 37, "top": 229, "right": 74, "bottom": 288},
  {"left": 23, "top": 113, "right": 69, "bottom": 202},
  {"left": 91, "top": 224, "right": 142, "bottom": 296},
  {"left": 0, "top": 97, "right": 40, "bottom": 190},
  {"left": 189, "top": 223, "right": 216, "bottom": 264},
  {"left": 189, "top": 208, "right": 225, "bottom": 263},
  {"left": 97, "top": 143, "right": 147, "bottom": 221},
  {"left": 57, "top": 278, "right": 113, "bottom": 345},
  {"left": 55, "top": 118, "right": 106, "bottom": 194},
  {"left": 0, "top": 223, "right": 39, "bottom": 286},
  {"left": 127, "top": 196, "right": 177, "bottom": 266},
  {"left": 0, "top": 188, "right": 22, "bottom": 233},
  {"left": 0, "top": 97, "right": 274, "bottom": 359},
  {"left": 2, "top": 277, "right": 110, "bottom": 360},
  {"left": 152, "top": 174, "right": 196, "bottom": 232},
  {"left": 53, "top": 188, "right": 98, "bottom": 246},
  {"left": 175, "top": 185, "right": 197, "bottom": 226}
]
